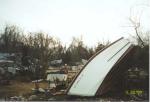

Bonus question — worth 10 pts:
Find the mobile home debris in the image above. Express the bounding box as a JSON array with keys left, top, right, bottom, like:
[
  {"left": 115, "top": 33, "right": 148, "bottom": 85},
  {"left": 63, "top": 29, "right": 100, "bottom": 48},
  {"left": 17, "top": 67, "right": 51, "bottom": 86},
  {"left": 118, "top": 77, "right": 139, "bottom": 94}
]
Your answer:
[
  {"left": 50, "top": 59, "right": 62, "bottom": 66},
  {"left": 67, "top": 37, "right": 134, "bottom": 96},
  {"left": 46, "top": 67, "right": 68, "bottom": 88}
]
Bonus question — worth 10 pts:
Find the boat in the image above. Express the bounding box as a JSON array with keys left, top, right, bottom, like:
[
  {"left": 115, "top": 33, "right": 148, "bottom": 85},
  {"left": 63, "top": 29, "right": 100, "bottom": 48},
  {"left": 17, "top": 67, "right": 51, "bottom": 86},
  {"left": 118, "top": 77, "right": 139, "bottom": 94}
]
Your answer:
[{"left": 66, "top": 37, "right": 134, "bottom": 96}]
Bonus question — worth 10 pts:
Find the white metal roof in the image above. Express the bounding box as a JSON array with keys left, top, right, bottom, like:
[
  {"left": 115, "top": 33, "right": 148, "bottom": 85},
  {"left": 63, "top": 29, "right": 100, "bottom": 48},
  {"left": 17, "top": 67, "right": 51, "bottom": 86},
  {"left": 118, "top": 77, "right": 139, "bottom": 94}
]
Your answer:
[{"left": 67, "top": 38, "right": 133, "bottom": 96}]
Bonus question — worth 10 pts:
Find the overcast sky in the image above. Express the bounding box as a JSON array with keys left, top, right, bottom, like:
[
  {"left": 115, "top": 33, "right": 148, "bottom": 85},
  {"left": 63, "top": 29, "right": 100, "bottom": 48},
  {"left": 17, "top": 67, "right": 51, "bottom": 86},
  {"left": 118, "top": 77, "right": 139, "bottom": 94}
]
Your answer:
[{"left": 0, "top": 0, "right": 149, "bottom": 47}]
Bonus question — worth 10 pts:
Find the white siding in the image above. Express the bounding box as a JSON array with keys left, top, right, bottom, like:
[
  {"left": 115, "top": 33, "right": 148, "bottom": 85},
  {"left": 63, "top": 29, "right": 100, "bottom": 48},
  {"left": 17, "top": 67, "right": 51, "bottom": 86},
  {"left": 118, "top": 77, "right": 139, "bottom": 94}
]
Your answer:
[{"left": 47, "top": 74, "right": 67, "bottom": 81}]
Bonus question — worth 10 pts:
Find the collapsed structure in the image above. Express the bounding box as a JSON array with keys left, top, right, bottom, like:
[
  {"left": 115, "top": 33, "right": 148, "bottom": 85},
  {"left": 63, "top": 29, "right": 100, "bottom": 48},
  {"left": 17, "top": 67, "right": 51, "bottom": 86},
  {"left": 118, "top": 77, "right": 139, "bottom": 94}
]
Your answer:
[{"left": 66, "top": 37, "right": 134, "bottom": 96}]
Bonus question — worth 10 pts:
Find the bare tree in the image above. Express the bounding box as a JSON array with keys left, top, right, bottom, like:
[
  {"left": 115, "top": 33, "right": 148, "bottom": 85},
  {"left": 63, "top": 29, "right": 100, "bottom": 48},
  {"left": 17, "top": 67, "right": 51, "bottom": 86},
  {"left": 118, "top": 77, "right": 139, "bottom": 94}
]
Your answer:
[
  {"left": 128, "top": 4, "right": 149, "bottom": 47},
  {"left": 22, "top": 32, "right": 60, "bottom": 77},
  {"left": 0, "top": 25, "right": 23, "bottom": 53},
  {"left": 129, "top": 17, "right": 145, "bottom": 47}
]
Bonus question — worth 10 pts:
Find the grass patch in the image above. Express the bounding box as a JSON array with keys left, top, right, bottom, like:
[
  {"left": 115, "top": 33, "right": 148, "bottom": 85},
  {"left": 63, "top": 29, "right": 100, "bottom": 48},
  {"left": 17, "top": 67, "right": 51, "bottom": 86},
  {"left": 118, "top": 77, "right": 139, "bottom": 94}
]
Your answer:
[{"left": 0, "top": 80, "right": 48, "bottom": 98}]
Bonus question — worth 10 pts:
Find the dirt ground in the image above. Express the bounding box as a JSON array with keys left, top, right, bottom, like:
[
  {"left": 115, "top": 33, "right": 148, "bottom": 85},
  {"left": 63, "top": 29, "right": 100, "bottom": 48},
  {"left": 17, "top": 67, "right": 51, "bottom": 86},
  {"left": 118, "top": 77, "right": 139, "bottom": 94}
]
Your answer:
[
  {"left": 0, "top": 80, "right": 48, "bottom": 98},
  {"left": 0, "top": 80, "right": 148, "bottom": 101}
]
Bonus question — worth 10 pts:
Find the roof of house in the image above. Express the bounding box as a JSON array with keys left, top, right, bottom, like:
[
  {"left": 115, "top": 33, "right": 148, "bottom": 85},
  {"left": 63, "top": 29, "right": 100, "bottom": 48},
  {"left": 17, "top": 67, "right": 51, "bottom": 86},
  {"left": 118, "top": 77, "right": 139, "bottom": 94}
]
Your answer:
[{"left": 67, "top": 37, "right": 134, "bottom": 96}]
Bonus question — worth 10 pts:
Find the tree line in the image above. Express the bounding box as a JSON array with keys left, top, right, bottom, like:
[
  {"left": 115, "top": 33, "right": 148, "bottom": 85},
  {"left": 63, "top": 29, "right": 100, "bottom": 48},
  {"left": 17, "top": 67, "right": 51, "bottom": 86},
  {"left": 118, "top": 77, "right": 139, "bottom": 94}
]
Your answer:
[
  {"left": 0, "top": 25, "right": 109, "bottom": 76},
  {"left": 0, "top": 25, "right": 149, "bottom": 76}
]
